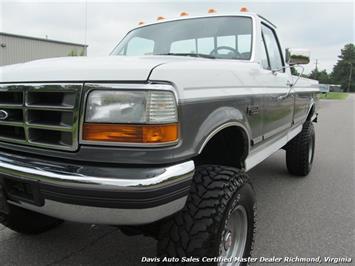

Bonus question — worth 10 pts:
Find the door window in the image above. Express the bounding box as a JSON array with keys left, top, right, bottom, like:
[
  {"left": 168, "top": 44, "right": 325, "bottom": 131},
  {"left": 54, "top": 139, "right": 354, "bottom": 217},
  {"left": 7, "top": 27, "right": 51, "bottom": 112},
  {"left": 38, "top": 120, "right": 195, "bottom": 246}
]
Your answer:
[
  {"left": 260, "top": 35, "right": 270, "bottom": 69},
  {"left": 261, "top": 24, "right": 284, "bottom": 71}
]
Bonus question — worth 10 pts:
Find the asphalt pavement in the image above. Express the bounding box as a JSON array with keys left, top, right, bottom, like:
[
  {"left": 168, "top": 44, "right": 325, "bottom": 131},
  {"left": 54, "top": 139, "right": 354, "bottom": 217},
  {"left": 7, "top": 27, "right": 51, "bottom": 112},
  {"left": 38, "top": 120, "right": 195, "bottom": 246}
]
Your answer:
[{"left": 0, "top": 95, "right": 354, "bottom": 266}]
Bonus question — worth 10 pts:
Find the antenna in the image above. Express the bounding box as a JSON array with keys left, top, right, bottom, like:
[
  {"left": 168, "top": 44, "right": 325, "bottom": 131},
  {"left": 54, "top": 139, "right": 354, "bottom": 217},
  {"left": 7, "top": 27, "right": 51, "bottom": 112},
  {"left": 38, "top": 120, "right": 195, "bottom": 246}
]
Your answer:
[{"left": 84, "top": 0, "right": 88, "bottom": 45}]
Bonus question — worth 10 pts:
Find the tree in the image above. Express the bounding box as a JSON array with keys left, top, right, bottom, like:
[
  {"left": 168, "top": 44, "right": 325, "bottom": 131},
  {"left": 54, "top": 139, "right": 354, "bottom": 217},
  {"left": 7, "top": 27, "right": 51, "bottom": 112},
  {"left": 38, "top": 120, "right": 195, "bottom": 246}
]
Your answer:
[
  {"left": 290, "top": 65, "right": 308, "bottom": 78},
  {"left": 290, "top": 66, "right": 299, "bottom": 76},
  {"left": 67, "top": 49, "right": 86, "bottom": 57},
  {"left": 308, "top": 68, "right": 331, "bottom": 84},
  {"left": 67, "top": 50, "right": 78, "bottom": 56},
  {"left": 331, "top": 43, "right": 355, "bottom": 92}
]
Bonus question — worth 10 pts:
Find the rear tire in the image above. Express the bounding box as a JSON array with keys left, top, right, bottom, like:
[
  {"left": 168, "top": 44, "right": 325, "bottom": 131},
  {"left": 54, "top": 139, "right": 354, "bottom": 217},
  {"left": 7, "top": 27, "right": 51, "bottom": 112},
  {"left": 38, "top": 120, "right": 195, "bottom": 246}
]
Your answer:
[
  {"left": 0, "top": 204, "right": 63, "bottom": 235},
  {"left": 286, "top": 121, "right": 315, "bottom": 176},
  {"left": 157, "top": 165, "right": 256, "bottom": 265}
]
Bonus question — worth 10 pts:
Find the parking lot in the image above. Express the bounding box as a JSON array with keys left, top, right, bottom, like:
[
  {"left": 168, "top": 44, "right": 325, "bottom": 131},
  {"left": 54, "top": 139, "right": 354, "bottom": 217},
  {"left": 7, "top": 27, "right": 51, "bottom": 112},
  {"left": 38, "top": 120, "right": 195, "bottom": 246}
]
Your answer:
[{"left": 0, "top": 95, "right": 354, "bottom": 265}]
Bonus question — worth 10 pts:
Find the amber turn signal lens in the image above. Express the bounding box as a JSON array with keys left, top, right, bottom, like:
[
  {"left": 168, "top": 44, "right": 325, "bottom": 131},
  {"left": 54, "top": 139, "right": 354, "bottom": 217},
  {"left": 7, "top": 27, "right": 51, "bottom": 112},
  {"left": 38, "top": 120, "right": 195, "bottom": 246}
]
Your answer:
[{"left": 83, "top": 123, "right": 179, "bottom": 144}]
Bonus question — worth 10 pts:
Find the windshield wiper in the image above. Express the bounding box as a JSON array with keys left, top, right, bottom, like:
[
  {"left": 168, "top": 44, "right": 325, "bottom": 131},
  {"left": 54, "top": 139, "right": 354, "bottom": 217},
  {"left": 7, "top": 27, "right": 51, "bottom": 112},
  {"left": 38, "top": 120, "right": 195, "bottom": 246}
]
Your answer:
[{"left": 155, "top": 53, "right": 216, "bottom": 59}]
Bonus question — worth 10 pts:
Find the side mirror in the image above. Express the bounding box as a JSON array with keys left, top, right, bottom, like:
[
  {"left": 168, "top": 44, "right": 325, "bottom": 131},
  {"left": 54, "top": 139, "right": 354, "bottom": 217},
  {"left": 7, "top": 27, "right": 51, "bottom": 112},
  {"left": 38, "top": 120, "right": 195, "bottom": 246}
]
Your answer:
[{"left": 285, "top": 48, "right": 310, "bottom": 65}]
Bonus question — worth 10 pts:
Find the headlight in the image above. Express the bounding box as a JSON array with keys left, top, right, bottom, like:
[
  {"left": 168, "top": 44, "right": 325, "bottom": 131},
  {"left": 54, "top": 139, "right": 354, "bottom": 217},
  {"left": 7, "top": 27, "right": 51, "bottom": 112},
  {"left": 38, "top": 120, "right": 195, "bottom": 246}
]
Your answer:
[
  {"left": 85, "top": 90, "right": 177, "bottom": 124},
  {"left": 82, "top": 87, "right": 179, "bottom": 145}
]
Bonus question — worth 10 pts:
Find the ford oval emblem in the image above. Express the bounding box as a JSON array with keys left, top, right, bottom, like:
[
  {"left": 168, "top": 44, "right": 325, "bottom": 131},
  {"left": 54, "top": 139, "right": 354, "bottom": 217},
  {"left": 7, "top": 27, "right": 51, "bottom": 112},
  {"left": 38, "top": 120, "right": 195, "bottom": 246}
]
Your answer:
[{"left": 0, "top": 110, "right": 9, "bottom": 120}]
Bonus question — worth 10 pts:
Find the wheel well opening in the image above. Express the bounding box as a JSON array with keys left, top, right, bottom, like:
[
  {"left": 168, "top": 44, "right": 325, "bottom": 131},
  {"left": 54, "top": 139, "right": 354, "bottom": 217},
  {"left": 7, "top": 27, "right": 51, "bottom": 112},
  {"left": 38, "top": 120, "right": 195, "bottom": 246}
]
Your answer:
[
  {"left": 194, "top": 126, "right": 249, "bottom": 169},
  {"left": 306, "top": 105, "right": 315, "bottom": 121}
]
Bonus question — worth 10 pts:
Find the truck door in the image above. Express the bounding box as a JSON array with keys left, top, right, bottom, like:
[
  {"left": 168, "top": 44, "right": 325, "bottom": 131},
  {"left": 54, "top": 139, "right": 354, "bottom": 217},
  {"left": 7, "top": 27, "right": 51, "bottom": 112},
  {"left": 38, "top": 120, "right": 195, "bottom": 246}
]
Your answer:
[{"left": 259, "top": 24, "right": 294, "bottom": 141}]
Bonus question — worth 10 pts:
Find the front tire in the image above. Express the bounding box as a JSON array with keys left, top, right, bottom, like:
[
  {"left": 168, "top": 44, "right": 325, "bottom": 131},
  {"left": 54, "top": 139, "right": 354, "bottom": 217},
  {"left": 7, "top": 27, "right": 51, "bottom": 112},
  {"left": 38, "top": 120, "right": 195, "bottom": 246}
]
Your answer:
[
  {"left": 286, "top": 121, "right": 315, "bottom": 176},
  {"left": 157, "top": 165, "right": 256, "bottom": 265}
]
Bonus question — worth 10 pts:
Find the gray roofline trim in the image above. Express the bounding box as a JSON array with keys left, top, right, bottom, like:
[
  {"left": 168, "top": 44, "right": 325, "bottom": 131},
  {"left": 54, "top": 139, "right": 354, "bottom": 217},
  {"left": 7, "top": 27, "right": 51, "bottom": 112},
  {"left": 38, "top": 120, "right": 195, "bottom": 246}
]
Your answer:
[{"left": 0, "top": 32, "right": 88, "bottom": 47}]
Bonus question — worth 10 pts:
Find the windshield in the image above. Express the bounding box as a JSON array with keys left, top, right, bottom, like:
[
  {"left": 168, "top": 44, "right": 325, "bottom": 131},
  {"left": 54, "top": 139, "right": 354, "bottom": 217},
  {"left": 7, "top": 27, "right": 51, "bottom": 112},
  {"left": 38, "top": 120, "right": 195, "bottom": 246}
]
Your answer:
[{"left": 111, "top": 16, "right": 253, "bottom": 60}]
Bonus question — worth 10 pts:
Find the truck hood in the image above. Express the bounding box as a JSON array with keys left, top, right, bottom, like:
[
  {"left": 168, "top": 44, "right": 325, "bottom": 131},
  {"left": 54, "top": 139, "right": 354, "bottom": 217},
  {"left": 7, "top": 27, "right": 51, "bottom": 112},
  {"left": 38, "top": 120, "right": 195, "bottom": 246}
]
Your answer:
[{"left": 0, "top": 56, "right": 194, "bottom": 83}]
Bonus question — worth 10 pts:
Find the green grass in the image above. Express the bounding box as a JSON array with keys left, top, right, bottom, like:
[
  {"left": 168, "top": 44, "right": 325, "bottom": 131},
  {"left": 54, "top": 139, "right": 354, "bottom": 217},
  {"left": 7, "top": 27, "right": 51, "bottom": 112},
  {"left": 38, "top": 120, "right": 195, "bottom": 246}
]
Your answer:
[{"left": 320, "top": 92, "right": 349, "bottom": 100}]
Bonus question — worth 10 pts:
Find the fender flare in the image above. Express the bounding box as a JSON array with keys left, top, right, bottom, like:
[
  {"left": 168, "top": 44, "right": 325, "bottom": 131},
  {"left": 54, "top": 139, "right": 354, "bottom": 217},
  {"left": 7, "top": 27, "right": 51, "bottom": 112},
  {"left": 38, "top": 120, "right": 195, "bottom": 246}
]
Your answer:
[
  {"left": 195, "top": 107, "right": 251, "bottom": 158},
  {"left": 306, "top": 98, "right": 316, "bottom": 121}
]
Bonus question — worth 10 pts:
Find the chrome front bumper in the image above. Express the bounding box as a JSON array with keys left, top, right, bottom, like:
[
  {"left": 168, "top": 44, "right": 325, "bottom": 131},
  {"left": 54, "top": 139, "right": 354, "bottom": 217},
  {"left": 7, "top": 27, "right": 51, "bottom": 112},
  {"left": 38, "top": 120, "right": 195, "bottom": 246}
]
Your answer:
[{"left": 0, "top": 151, "right": 194, "bottom": 225}]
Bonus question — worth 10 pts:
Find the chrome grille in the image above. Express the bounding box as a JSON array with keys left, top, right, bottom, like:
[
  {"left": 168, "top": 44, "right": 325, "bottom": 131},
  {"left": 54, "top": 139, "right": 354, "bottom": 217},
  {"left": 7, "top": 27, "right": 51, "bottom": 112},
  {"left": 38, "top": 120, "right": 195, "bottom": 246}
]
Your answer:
[{"left": 0, "top": 84, "right": 82, "bottom": 151}]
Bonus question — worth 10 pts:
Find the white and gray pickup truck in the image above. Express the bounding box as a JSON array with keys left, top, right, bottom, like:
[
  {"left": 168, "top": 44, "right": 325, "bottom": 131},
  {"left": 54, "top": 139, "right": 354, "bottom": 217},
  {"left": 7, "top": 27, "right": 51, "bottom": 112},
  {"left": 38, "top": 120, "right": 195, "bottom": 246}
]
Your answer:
[{"left": 0, "top": 11, "right": 319, "bottom": 264}]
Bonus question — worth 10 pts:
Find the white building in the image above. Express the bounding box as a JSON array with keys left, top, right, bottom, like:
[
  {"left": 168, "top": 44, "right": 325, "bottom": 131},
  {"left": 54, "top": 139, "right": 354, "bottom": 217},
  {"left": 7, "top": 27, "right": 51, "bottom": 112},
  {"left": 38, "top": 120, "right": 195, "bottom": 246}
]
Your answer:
[{"left": 0, "top": 32, "right": 88, "bottom": 66}]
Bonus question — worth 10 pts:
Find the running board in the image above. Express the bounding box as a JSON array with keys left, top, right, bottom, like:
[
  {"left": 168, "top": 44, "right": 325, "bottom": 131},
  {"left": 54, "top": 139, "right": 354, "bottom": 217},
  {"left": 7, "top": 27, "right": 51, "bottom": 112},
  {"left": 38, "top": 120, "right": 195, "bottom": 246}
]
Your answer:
[{"left": 245, "top": 125, "right": 302, "bottom": 171}]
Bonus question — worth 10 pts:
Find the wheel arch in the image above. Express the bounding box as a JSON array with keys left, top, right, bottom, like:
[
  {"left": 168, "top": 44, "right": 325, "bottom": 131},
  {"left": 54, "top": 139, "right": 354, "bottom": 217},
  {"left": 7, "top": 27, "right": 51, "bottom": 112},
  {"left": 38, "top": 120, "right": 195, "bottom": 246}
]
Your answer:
[{"left": 195, "top": 122, "right": 250, "bottom": 169}]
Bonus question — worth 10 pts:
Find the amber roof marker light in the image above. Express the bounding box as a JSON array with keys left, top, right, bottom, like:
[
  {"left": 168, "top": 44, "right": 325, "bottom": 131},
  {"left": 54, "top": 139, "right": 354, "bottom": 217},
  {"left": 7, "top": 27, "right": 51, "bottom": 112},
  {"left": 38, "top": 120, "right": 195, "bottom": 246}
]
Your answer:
[
  {"left": 180, "top": 12, "right": 189, "bottom": 17},
  {"left": 138, "top": 21, "right": 144, "bottom": 25},
  {"left": 157, "top": 16, "right": 166, "bottom": 21},
  {"left": 240, "top": 7, "right": 249, "bottom": 12},
  {"left": 208, "top": 8, "right": 217, "bottom": 14}
]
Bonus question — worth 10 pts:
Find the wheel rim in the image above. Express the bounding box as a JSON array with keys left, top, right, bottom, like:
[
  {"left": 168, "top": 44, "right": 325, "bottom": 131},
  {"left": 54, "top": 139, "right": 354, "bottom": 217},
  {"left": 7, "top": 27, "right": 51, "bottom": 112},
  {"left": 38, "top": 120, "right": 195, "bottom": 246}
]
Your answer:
[
  {"left": 219, "top": 205, "right": 248, "bottom": 266},
  {"left": 308, "top": 137, "right": 314, "bottom": 164}
]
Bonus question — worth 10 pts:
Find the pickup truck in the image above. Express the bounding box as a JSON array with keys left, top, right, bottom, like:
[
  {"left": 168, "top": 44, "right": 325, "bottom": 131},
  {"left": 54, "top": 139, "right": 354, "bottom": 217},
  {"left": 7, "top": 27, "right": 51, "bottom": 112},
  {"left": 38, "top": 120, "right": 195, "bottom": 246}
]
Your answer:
[{"left": 0, "top": 11, "right": 319, "bottom": 264}]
